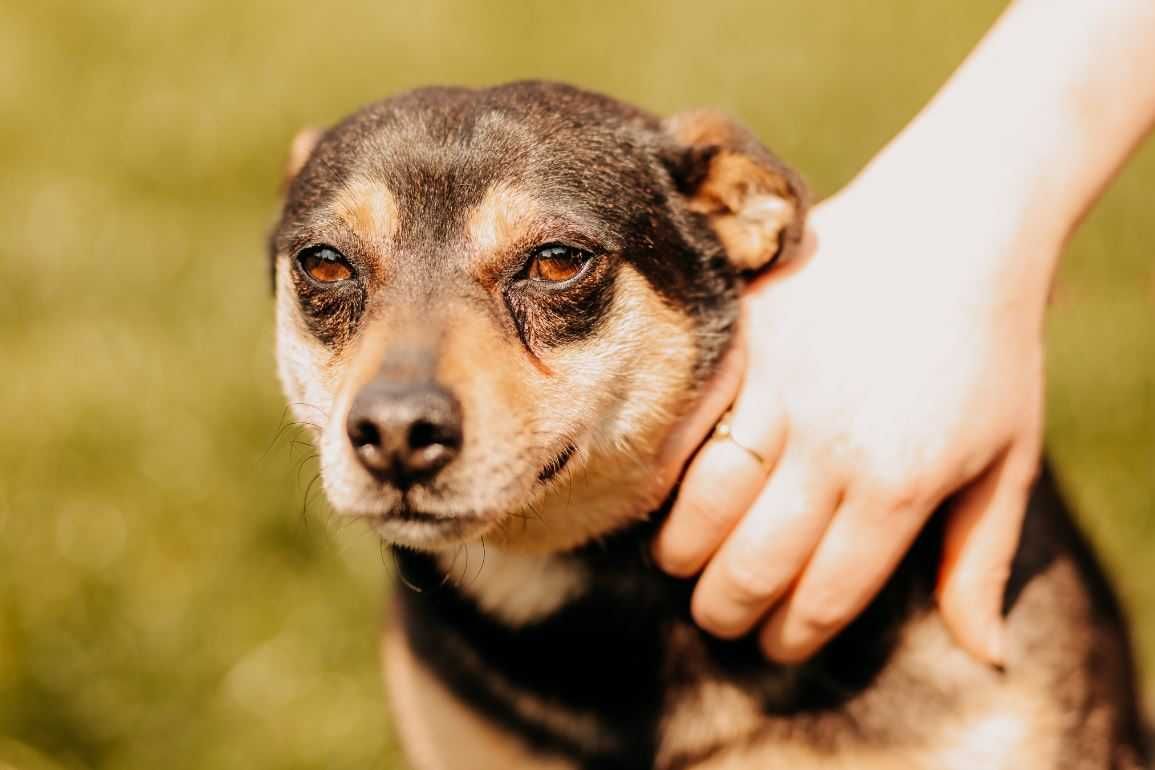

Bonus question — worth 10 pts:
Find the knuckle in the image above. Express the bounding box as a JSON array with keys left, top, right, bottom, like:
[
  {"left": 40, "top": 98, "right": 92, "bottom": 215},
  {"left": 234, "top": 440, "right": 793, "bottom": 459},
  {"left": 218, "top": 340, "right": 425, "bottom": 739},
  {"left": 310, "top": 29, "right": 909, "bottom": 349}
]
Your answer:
[
  {"left": 870, "top": 472, "right": 934, "bottom": 513},
  {"left": 691, "top": 602, "right": 743, "bottom": 638},
  {"left": 791, "top": 601, "right": 846, "bottom": 636},
  {"left": 719, "top": 555, "right": 783, "bottom": 605},
  {"left": 787, "top": 587, "right": 852, "bottom": 635},
  {"left": 679, "top": 492, "right": 738, "bottom": 533}
]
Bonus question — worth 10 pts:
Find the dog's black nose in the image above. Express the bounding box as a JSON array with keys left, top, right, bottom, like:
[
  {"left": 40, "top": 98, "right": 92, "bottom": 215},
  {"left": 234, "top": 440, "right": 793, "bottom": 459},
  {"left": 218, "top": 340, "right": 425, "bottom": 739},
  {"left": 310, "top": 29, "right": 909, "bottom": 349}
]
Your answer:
[{"left": 345, "top": 381, "right": 463, "bottom": 486}]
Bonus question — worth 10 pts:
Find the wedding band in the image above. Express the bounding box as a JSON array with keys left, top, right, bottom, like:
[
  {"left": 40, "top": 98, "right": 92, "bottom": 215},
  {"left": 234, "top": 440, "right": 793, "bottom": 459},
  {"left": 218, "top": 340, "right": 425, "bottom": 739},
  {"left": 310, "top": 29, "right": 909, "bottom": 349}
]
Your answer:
[{"left": 712, "top": 409, "right": 769, "bottom": 467}]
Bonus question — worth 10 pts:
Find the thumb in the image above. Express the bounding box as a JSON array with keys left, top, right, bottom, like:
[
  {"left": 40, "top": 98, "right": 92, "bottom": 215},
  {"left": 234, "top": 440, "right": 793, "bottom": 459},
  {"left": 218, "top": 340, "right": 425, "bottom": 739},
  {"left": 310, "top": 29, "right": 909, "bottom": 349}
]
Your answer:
[{"left": 937, "top": 444, "right": 1039, "bottom": 666}]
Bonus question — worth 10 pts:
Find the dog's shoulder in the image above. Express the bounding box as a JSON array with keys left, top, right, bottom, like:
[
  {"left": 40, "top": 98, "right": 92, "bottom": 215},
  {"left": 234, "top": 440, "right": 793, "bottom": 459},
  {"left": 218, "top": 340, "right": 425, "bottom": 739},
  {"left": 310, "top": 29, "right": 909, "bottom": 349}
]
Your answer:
[{"left": 389, "top": 470, "right": 1149, "bottom": 770}]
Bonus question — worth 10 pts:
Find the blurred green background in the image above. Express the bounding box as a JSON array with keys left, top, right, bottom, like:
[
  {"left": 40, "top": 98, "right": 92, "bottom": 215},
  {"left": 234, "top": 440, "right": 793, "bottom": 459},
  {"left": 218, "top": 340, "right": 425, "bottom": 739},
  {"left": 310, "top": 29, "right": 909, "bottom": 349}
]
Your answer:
[{"left": 0, "top": 1, "right": 1151, "bottom": 768}]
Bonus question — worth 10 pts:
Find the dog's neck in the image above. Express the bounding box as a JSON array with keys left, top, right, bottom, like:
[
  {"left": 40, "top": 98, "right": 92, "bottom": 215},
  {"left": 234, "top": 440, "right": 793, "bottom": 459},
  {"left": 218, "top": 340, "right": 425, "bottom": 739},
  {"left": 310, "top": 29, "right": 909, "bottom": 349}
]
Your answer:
[
  {"left": 401, "top": 517, "right": 665, "bottom": 628},
  {"left": 392, "top": 518, "right": 937, "bottom": 769},
  {"left": 431, "top": 542, "right": 595, "bottom": 626},
  {"left": 425, "top": 519, "right": 661, "bottom": 627}
]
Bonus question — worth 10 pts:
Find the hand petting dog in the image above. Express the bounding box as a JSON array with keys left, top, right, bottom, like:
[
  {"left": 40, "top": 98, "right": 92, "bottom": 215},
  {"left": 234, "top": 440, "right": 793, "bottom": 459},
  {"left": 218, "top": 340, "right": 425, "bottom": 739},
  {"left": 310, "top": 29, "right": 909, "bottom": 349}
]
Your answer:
[
  {"left": 654, "top": 0, "right": 1155, "bottom": 670},
  {"left": 653, "top": 183, "right": 1045, "bottom": 668}
]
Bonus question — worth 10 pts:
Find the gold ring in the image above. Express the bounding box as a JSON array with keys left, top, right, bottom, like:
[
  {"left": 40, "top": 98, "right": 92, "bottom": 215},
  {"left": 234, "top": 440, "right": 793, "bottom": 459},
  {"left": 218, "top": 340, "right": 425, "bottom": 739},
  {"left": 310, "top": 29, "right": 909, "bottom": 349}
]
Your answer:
[{"left": 712, "top": 409, "right": 769, "bottom": 467}]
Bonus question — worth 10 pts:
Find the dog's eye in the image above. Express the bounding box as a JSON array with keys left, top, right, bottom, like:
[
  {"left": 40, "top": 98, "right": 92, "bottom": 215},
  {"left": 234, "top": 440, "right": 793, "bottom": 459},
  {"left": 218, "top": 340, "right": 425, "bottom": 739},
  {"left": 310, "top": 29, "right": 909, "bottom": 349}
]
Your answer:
[
  {"left": 528, "top": 244, "right": 591, "bottom": 284},
  {"left": 297, "top": 245, "right": 354, "bottom": 284}
]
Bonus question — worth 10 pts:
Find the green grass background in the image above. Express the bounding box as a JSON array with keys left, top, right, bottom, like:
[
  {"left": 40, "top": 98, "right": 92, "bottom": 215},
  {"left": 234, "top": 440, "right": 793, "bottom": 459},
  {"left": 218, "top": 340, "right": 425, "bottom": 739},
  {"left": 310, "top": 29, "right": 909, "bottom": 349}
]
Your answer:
[{"left": 0, "top": 1, "right": 1151, "bottom": 768}]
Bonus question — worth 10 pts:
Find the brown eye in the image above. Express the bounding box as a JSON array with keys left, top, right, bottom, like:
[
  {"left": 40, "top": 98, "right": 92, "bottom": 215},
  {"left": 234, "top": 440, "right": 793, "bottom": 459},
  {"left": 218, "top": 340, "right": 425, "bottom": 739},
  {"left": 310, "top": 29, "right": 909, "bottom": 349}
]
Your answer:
[
  {"left": 297, "top": 245, "right": 354, "bottom": 284},
  {"left": 527, "top": 244, "right": 591, "bottom": 284}
]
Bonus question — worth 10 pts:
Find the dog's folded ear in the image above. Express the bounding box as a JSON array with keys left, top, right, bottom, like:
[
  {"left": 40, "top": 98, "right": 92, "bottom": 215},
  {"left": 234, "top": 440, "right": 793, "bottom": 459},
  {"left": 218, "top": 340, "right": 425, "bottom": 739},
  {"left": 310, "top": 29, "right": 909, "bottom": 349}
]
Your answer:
[
  {"left": 282, "top": 127, "right": 324, "bottom": 189},
  {"left": 663, "top": 110, "right": 808, "bottom": 272}
]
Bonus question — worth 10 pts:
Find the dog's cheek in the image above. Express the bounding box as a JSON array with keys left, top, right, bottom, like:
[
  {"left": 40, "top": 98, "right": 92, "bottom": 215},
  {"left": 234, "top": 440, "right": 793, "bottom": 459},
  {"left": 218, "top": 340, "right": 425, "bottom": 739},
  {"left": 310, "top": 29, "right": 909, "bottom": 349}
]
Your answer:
[
  {"left": 275, "top": 261, "right": 377, "bottom": 512},
  {"left": 577, "top": 267, "right": 700, "bottom": 465},
  {"left": 275, "top": 263, "right": 342, "bottom": 429},
  {"left": 501, "top": 267, "right": 701, "bottom": 549},
  {"left": 432, "top": 307, "right": 544, "bottom": 511}
]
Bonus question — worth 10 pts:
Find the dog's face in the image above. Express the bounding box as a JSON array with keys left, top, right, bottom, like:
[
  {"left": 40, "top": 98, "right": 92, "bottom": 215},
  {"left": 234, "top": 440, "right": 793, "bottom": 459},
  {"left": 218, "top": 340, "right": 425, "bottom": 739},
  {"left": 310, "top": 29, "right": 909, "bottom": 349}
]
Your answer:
[{"left": 271, "top": 82, "right": 804, "bottom": 553}]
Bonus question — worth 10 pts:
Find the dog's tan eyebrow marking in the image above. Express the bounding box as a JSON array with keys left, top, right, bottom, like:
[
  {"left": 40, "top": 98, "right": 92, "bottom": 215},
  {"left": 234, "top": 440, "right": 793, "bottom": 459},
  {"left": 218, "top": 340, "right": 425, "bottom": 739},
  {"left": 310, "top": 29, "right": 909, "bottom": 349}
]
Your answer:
[
  {"left": 465, "top": 182, "right": 545, "bottom": 284},
  {"left": 328, "top": 178, "right": 398, "bottom": 245}
]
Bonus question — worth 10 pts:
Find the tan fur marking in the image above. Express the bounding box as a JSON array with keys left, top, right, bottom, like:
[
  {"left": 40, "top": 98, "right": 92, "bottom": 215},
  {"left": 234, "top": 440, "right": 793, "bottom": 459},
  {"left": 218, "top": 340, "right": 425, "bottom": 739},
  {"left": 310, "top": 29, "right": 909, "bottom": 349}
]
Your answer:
[
  {"left": 666, "top": 109, "right": 804, "bottom": 271},
  {"left": 687, "top": 151, "right": 796, "bottom": 271},
  {"left": 675, "top": 704, "right": 1037, "bottom": 770},
  {"left": 330, "top": 178, "right": 398, "bottom": 247},
  {"left": 691, "top": 152, "right": 793, "bottom": 209},
  {"left": 332, "top": 321, "right": 397, "bottom": 414},
  {"left": 437, "top": 545, "right": 589, "bottom": 626},
  {"left": 466, "top": 182, "right": 545, "bottom": 285},
  {"left": 659, "top": 679, "right": 764, "bottom": 768},
  {"left": 384, "top": 631, "right": 578, "bottom": 770},
  {"left": 659, "top": 605, "right": 1062, "bottom": 770}
]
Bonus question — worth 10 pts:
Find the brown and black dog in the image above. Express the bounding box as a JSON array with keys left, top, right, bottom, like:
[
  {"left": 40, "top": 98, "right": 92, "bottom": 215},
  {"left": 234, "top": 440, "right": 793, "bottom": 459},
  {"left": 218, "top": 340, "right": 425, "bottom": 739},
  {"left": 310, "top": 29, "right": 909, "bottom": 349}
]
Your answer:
[{"left": 270, "top": 81, "right": 1148, "bottom": 770}]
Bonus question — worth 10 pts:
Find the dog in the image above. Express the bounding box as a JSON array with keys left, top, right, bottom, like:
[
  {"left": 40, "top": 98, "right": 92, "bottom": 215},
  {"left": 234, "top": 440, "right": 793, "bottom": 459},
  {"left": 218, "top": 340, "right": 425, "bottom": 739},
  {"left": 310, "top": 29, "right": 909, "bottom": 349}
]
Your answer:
[{"left": 269, "top": 81, "right": 1148, "bottom": 770}]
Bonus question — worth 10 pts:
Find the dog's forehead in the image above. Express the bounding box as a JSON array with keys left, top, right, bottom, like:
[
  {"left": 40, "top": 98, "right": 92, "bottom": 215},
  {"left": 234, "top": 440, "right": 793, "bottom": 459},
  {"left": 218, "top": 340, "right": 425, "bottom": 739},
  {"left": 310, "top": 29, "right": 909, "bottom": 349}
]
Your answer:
[{"left": 281, "top": 83, "right": 666, "bottom": 250}]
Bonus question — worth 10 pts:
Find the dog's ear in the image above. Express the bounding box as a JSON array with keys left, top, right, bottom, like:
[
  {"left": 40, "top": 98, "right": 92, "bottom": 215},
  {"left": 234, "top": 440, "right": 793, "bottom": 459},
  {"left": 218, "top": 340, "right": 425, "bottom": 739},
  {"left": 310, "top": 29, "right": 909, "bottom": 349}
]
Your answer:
[
  {"left": 283, "top": 127, "right": 324, "bottom": 188},
  {"left": 663, "top": 110, "right": 808, "bottom": 272},
  {"left": 269, "top": 128, "right": 324, "bottom": 290}
]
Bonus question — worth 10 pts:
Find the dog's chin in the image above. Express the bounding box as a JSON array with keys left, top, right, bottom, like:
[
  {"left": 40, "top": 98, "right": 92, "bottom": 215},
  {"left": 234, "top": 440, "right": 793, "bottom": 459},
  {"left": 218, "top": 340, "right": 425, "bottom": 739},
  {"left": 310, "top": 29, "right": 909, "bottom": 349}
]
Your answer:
[{"left": 355, "top": 505, "right": 496, "bottom": 552}]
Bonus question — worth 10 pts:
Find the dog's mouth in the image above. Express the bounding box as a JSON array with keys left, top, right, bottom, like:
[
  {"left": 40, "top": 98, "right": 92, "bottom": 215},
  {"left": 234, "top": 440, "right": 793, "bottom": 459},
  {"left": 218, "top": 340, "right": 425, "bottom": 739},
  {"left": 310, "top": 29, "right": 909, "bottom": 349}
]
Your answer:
[
  {"left": 392, "top": 506, "right": 469, "bottom": 524},
  {"left": 338, "top": 439, "right": 582, "bottom": 550},
  {"left": 362, "top": 503, "right": 492, "bottom": 549}
]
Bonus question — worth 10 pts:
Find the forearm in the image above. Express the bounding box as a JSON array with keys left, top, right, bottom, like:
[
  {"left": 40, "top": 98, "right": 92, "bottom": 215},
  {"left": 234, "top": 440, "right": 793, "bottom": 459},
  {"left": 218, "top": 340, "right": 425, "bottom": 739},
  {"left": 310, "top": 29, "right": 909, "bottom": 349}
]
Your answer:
[{"left": 855, "top": 0, "right": 1155, "bottom": 294}]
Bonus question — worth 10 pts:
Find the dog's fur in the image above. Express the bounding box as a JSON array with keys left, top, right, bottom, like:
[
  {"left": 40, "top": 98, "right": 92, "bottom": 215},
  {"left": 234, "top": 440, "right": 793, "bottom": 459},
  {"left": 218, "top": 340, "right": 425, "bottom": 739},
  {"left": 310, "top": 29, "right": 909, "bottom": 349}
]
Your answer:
[{"left": 270, "top": 81, "right": 1148, "bottom": 769}]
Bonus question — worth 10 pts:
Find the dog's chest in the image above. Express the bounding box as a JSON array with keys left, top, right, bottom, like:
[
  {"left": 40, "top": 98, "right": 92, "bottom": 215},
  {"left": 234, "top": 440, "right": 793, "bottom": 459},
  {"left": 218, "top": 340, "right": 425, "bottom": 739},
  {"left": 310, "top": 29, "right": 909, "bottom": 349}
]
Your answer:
[{"left": 391, "top": 535, "right": 931, "bottom": 770}]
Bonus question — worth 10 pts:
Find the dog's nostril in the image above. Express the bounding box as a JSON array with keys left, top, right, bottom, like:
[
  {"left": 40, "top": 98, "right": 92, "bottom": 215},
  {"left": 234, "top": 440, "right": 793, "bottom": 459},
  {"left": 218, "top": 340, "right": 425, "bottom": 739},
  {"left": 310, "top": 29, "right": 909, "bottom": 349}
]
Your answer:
[
  {"left": 349, "top": 419, "right": 382, "bottom": 449},
  {"left": 408, "top": 418, "right": 461, "bottom": 452}
]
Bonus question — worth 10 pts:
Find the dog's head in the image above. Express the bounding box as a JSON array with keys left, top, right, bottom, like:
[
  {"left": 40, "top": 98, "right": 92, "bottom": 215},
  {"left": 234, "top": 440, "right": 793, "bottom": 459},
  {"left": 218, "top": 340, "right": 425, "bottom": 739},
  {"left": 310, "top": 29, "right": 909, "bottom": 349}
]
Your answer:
[{"left": 271, "top": 82, "right": 805, "bottom": 553}]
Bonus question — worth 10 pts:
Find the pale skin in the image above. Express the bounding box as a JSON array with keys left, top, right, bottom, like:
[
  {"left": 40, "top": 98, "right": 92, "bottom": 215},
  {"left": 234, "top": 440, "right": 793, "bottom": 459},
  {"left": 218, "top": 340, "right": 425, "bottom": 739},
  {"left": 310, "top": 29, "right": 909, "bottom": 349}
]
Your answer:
[{"left": 653, "top": 0, "right": 1155, "bottom": 665}]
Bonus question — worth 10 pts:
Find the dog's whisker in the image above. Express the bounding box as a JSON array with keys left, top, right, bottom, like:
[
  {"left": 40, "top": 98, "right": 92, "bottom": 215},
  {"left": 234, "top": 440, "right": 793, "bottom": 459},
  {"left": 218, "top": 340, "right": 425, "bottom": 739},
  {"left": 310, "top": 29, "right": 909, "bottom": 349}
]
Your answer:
[
  {"left": 294, "top": 452, "right": 320, "bottom": 488},
  {"left": 391, "top": 548, "right": 425, "bottom": 594},
  {"left": 474, "top": 537, "right": 487, "bottom": 585},
  {"left": 300, "top": 472, "right": 324, "bottom": 529},
  {"left": 287, "top": 437, "right": 314, "bottom": 462},
  {"left": 289, "top": 400, "right": 329, "bottom": 420},
  {"left": 378, "top": 539, "right": 390, "bottom": 569},
  {"left": 257, "top": 404, "right": 298, "bottom": 464},
  {"left": 441, "top": 544, "right": 464, "bottom": 587}
]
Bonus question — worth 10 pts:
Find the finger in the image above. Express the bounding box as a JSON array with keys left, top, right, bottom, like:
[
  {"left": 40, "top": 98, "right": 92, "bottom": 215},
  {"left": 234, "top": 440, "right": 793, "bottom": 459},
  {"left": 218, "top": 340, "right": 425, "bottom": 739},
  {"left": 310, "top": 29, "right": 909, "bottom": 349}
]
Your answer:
[
  {"left": 689, "top": 452, "right": 839, "bottom": 638},
  {"left": 758, "top": 490, "right": 935, "bottom": 663},
  {"left": 937, "top": 445, "right": 1038, "bottom": 667},
  {"left": 653, "top": 384, "right": 787, "bottom": 577}
]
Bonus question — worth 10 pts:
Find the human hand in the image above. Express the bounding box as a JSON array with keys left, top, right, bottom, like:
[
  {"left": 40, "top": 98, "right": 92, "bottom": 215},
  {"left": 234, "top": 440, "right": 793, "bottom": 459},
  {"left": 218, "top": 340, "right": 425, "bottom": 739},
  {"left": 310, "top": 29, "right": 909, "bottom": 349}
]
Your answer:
[{"left": 652, "top": 170, "right": 1053, "bottom": 666}]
